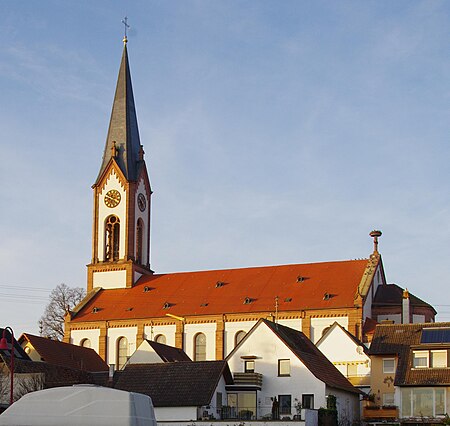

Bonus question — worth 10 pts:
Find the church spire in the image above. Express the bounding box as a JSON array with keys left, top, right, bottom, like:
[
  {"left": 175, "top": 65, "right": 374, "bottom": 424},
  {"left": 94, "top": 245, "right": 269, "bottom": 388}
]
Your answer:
[{"left": 96, "top": 42, "right": 142, "bottom": 183}]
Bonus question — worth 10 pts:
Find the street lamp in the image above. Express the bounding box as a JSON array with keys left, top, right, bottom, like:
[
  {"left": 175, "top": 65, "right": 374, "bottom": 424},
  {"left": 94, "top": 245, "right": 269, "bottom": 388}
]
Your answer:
[{"left": 0, "top": 327, "right": 15, "bottom": 405}]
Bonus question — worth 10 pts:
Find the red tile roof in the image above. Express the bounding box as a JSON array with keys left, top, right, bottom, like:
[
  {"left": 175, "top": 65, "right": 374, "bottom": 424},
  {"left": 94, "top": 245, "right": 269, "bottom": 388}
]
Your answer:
[
  {"left": 20, "top": 334, "right": 109, "bottom": 372},
  {"left": 71, "top": 259, "right": 369, "bottom": 322}
]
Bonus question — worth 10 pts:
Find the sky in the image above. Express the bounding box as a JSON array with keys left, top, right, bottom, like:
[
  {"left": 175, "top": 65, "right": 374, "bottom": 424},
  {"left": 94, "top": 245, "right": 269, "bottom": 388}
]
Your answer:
[{"left": 1, "top": 1, "right": 450, "bottom": 336}]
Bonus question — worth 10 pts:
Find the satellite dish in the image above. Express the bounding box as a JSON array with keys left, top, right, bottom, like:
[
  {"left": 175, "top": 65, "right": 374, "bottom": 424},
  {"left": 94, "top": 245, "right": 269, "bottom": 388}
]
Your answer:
[{"left": 356, "top": 346, "right": 364, "bottom": 355}]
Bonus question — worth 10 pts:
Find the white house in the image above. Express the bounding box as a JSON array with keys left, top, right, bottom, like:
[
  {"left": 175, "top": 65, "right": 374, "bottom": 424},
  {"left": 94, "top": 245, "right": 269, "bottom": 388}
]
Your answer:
[
  {"left": 126, "top": 339, "right": 191, "bottom": 364},
  {"left": 226, "top": 319, "right": 361, "bottom": 424},
  {"left": 316, "top": 322, "right": 371, "bottom": 393}
]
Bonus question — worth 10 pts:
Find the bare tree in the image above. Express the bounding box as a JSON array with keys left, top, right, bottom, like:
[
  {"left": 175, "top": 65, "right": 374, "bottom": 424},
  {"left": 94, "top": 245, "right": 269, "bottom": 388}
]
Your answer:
[{"left": 39, "top": 283, "right": 85, "bottom": 341}]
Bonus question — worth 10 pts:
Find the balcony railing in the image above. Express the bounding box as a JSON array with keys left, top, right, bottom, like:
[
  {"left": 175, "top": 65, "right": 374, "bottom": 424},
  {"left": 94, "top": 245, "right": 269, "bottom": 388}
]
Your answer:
[
  {"left": 363, "top": 405, "right": 399, "bottom": 420},
  {"left": 233, "top": 372, "right": 263, "bottom": 387}
]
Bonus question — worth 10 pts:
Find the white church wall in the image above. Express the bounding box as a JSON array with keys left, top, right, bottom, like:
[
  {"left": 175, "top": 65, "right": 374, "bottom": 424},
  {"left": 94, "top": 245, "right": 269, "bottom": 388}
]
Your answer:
[
  {"left": 97, "top": 171, "right": 127, "bottom": 262},
  {"left": 224, "top": 321, "right": 256, "bottom": 357},
  {"left": 310, "top": 317, "right": 348, "bottom": 344},
  {"left": 106, "top": 326, "right": 137, "bottom": 367},
  {"left": 227, "top": 323, "right": 326, "bottom": 418},
  {"left": 377, "top": 314, "right": 401, "bottom": 324},
  {"left": 93, "top": 270, "right": 127, "bottom": 289},
  {"left": 128, "top": 341, "right": 163, "bottom": 364},
  {"left": 185, "top": 323, "right": 216, "bottom": 360},
  {"left": 70, "top": 328, "right": 101, "bottom": 353},
  {"left": 143, "top": 324, "right": 176, "bottom": 346},
  {"left": 135, "top": 178, "right": 150, "bottom": 263}
]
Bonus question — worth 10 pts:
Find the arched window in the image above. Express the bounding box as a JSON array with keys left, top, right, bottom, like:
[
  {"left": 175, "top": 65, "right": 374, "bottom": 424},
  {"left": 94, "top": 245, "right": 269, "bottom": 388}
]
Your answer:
[
  {"left": 136, "top": 219, "right": 144, "bottom": 264},
  {"left": 80, "top": 338, "right": 91, "bottom": 348},
  {"left": 105, "top": 215, "right": 120, "bottom": 261},
  {"left": 194, "top": 333, "right": 206, "bottom": 361},
  {"left": 116, "top": 336, "right": 128, "bottom": 369},
  {"left": 155, "top": 334, "right": 166, "bottom": 344},
  {"left": 235, "top": 330, "right": 246, "bottom": 347}
]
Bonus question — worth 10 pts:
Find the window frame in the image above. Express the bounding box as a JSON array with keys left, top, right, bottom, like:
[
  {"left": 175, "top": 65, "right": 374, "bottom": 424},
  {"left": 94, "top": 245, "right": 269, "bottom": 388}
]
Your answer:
[
  {"left": 244, "top": 360, "right": 255, "bottom": 373},
  {"left": 278, "top": 394, "right": 292, "bottom": 415},
  {"left": 194, "top": 332, "right": 206, "bottom": 361},
  {"left": 278, "top": 359, "right": 290, "bottom": 377},
  {"left": 431, "top": 350, "right": 447, "bottom": 368},
  {"left": 412, "top": 350, "right": 429, "bottom": 369},
  {"left": 382, "top": 358, "right": 396, "bottom": 374},
  {"left": 302, "top": 394, "right": 314, "bottom": 410}
]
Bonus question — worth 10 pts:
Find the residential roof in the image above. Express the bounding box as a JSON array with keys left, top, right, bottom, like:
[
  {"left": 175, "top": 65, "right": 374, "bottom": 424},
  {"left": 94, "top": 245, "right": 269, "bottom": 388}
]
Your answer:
[
  {"left": 373, "top": 283, "right": 437, "bottom": 314},
  {"left": 369, "top": 322, "right": 450, "bottom": 386},
  {"left": 0, "top": 328, "right": 30, "bottom": 361},
  {"left": 145, "top": 340, "right": 191, "bottom": 362},
  {"left": 96, "top": 43, "right": 144, "bottom": 184},
  {"left": 0, "top": 355, "right": 96, "bottom": 388},
  {"left": 71, "top": 259, "right": 370, "bottom": 323},
  {"left": 114, "top": 361, "right": 233, "bottom": 407},
  {"left": 19, "top": 334, "right": 109, "bottom": 372}
]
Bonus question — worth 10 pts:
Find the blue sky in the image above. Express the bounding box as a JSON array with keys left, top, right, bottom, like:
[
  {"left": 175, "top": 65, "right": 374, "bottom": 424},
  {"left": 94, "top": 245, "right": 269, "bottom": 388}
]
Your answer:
[{"left": 1, "top": 1, "right": 449, "bottom": 336}]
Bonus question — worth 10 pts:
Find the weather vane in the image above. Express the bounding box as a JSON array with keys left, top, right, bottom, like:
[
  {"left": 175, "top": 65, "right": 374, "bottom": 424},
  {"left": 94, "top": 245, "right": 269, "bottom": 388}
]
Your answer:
[{"left": 122, "top": 16, "right": 130, "bottom": 43}]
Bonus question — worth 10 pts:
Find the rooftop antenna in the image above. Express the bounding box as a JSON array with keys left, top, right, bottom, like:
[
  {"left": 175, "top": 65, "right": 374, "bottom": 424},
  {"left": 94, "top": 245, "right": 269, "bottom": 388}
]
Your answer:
[
  {"left": 275, "top": 295, "right": 279, "bottom": 325},
  {"left": 122, "top": 16, "right": 130, "bottom": 44}
]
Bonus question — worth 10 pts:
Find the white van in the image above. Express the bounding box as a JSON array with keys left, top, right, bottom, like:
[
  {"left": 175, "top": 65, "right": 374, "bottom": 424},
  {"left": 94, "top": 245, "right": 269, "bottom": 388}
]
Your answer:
[{"left": 0, "top": 385, "right": 157, "bottom": 426}]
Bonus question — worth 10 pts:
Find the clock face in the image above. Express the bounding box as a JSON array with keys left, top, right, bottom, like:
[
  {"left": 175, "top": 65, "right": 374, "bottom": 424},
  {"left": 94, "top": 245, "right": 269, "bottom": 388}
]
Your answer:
[
  {"left": 104, "top": 190, "right": 121, "bottom": 208},
  {"left": 137, "top": 193, "right": 146, "bottom": 212}
]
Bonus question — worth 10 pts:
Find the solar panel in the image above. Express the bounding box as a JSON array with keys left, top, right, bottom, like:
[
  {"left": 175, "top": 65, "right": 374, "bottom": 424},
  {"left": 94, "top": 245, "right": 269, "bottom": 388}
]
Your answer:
[{"left": 421, "top": 328, "right": 450, "bottom": 344}]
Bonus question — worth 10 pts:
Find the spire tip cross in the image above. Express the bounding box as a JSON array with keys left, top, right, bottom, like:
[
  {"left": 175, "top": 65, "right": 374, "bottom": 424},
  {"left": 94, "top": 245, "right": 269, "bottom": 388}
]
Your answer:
[{"left": 122, "top": 17, "right": 130, "bottom": 40}]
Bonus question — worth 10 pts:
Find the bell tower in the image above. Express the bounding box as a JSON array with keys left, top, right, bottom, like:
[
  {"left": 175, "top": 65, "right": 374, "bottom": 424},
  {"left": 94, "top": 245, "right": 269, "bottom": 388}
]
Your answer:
[{"left": 87, "top": 38, "right": 152, "bottom": 291}]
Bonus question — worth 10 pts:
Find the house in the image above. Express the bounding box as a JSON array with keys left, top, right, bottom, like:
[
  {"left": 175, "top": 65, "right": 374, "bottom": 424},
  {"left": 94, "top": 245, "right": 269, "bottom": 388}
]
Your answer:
[
  {"left": 316, "top": 321, "right": 371, "bottom": 392},
  {"left": 127, "top": 339, "right": 191, "bottom": 364},
  {"left": 366, "top": 322, "right": 450, "bottom": 423},
  {"left": 114, "top": 360, "right": 232, "bottom": 422},
  {"left": 225, "top": 319, "right": 361, "bottom": 424},
  {"left": 63, "top": 39, "right": 436, "bottom": 371},
  {"left": 19, "top": 333, "right": 108, "bottom": 372}
]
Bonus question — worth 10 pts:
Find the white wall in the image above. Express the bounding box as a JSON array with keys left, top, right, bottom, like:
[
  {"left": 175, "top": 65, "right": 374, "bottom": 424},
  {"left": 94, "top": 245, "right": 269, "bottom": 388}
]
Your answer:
[
  {"left": 155, "top": 407, "right": 197, "bottom": 422},
  {"left": 228, "top": 323, "right": 327, "bottom": 418},
  {"left": 97, "top": 170, "right": 127, "bottom": 262},
  {"left": 128, "top": 341, "right": 163, "bottom": 364},
  {"left": 185, "top": 323, "right": 216, "bottom": 360},
  {"left": 93, "top": 270, "right": 127, "bottom": 289},
  {"left": 316, "top": 325, "right": 370, "bottom": 379},
  {"left": 327, "top": 386, "right": 360, "bottom": 425},
  {"left": 135, "top": 178, "right": 150, "bottom": 265},
  {"left": 106, "top": 327, "right": 137, "bottom": 366},
  {"left": 378, "top": 314, "right": 401, "bottom": 324},
  {"left": 70, "top": 329, "right": 101, "bottom": 353},
  {"left": 144, "top": 324, "right": 176, "bottom": 346},
  {"left": 310, "top": 317, "right": 348, "bottom": 344}
]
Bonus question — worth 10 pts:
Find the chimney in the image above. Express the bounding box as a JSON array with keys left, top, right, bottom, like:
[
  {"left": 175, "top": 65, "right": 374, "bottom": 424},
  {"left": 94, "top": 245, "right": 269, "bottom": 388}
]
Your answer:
[
  {"left": 108, "top": 364, "right": 115, "bottom": 387},
  {"left": 402, "top": 288, "right": 410, "bottom": 324}
]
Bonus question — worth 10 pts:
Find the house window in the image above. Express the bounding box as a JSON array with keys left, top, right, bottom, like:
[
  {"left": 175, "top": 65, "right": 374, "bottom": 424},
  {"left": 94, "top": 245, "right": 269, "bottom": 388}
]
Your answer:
[
  {"left": 431, "top": 350, "right": 447, "bottom": 368},
  {"left": 347, "top": 364, "right": 357, "bottom": 377},
  {"left": 216, "top": 392, "right": 223, "bottom": 415},
  {"left": 136, "top": 219, "right": 144, "bottom": 264},
  {"left": 105, "top": 215, "right": 120, "bottom": 261},
  {"left": 155, "top": 334, "right": 166, "bottom": 344},
  {"left": 245, "top": 360, "right": 255, "bottom": 373},
  {"left": 279, "top": 395, "right": 292, "bottom": 415},
  {"left": 80, "top": 338, "right": 91, "bottom": 348},
  {"left": 235, "top": 330, "right": 246, "bottom": 347},
  {"left": 383, "top": 393, "right": 395, "bottom": 406},
  {"left": 278, "top": 359, "right": 290, "bottom": 376},
  {"left": 116, "top": 336, "right": 128, "bottom": 369},
  {"left": 413, "top": 351, "right": 429, "bottom": 368},
  {"left": 401, "top": 388, "right": 446, "bottom": 417},
  {"left": 302, "top": 394, "right": 314, "bottom": 409},
  {"left": 383, "top": 358, "right": 395, "bottom": 373},
  {"left": 194, "top": 333, "right": 206, "bottom": 361}
]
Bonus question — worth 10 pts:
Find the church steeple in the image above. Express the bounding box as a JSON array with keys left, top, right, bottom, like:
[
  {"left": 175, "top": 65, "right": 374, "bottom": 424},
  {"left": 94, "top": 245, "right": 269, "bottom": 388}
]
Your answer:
[
  {"left": 96, "top": 43, "right": 143, "bottom": 184},
  {"left": 87, "top": 41, "right": 152, "bottom": 292}
]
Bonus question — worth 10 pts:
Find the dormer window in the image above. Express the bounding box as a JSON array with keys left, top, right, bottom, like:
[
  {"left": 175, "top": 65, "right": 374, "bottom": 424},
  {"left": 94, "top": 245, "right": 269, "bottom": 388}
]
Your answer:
[{"left": 413, "top": 351, "right": 429, "bottom": 368}]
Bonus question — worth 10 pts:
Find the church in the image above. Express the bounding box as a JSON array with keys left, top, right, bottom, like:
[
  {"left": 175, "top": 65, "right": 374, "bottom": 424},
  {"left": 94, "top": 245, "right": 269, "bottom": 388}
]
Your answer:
[{"left": 64, "top": 39, "right": 435, "bottom": 369}]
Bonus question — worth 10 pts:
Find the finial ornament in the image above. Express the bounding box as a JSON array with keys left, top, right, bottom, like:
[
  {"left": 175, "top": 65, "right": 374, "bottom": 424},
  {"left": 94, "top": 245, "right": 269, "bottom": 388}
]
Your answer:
[
  {"left": 369, "top": 230, "right": 382, "bottom": 254},
  {"left": 122, "top": 16, "right": 130, "bottom": 44}
]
